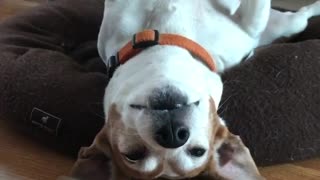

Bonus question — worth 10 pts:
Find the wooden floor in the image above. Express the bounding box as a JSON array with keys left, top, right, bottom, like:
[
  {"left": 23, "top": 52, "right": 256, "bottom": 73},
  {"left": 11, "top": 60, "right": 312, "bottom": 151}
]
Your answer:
[
  {"left": 261, "top": 159, "right": 320, "bottom": 180},
  {"left": 0, "top": 0, "right": 43, "bottom": 21},
  {"left": 0, "top": 0, "right": 319, "bottom": 179},
  {"left": 0, "top": 120, "right": 74, "bottom": 180}
]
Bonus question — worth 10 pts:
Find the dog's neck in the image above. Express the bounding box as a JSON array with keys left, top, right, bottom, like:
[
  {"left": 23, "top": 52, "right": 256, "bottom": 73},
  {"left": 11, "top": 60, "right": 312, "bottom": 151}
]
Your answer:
[
  {"left": 107, "top": 29, "right": 218, "bottom": 77},
  {"left": 98, "top": 0, "right": 257, "bottom": 73}
]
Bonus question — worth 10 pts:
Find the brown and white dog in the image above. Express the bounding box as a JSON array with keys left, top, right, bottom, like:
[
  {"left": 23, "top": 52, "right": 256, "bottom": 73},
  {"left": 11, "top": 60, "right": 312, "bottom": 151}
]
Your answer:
[{"left": 70, "top": 0, "right": 320, "bottom": 179}]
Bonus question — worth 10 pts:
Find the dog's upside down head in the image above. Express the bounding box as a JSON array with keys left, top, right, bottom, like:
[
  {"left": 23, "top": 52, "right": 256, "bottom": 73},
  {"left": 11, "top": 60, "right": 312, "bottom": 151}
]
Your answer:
[
  {"left": 70, "top": 98, "right": 263, "bottom": 179},
  {"left": 71, "top": 16, "right": 263, "bottom": 180}
]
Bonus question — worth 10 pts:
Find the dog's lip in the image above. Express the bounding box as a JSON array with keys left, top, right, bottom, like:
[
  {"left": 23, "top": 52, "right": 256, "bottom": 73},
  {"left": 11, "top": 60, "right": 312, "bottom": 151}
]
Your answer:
[
  {"left": 130, "top": 100, "right": 200, "bottom": 111},
  {"left": 130, "top": 104, "right": 147, "bottom": 110}
]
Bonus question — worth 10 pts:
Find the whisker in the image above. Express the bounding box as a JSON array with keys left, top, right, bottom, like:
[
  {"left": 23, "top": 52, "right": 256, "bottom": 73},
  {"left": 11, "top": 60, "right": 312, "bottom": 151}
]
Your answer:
[{"left": 217, "top": 93, "right": 235, "bottom": 110}]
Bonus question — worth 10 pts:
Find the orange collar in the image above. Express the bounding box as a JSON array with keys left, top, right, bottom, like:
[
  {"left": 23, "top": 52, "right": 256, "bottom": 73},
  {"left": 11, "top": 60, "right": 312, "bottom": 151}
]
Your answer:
[{"left": 108, "top": 29, "right": 217, "bottom": 76}]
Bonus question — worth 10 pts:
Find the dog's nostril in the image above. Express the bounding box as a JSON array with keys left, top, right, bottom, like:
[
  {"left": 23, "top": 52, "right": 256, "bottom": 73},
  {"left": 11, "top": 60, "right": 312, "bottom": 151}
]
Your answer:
[
  {"left": 155, "top": 127, "right": 171, "bottom": 147},
  {"left": 157, "top": 132, "right": 168, "bottom": 141},
  {"left": 155, "top": 124, "right": 190, "bottom": 149},
  {"left": 177, "top": 127, "right": 189, "bottom": 141}
]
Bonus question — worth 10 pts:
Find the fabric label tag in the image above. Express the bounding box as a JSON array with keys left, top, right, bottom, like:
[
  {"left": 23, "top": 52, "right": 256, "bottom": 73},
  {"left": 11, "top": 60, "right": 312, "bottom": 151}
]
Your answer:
[{"left": 30, "top": 108, "right": 62, "bottom": 136}]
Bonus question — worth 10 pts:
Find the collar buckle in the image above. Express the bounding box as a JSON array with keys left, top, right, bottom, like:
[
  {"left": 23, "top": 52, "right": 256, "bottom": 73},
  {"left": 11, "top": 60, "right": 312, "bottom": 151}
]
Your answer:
[
  {"left": 132, "top": 29, "right": 160, "bottom": 49},
  {"left": 107, "top": 53, "right": 120, "bottom": 77}
]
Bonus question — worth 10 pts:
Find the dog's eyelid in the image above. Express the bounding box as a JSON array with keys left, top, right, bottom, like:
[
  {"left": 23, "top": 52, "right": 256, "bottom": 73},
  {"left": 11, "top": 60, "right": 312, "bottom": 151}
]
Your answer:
[
  {"left": 130, "top": 104, "right": 147, "bottom": 110},
  {"left": 122, "top": 147, "right": 148, "bottom": 163},
  {"left": 188, "top": 147, "right": 207, "bottom": 158},
  {"left": 124, "top": 156, "right": 140, "bottom": 164}
]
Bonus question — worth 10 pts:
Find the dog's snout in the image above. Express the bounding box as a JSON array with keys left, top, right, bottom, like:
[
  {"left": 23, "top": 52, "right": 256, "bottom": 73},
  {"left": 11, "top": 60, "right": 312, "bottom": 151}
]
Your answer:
[
  {"left": 148, "top": 86, "right": 188, "bottom": 110},
  {"left": 155, "top": 121, "right": 190, "bottom": 149},
  {"left": 150, "top": 103, "right": 196, "bottom": 148},
  {"left": 147, "top": 86, "right": 197, "bottom": 148}
]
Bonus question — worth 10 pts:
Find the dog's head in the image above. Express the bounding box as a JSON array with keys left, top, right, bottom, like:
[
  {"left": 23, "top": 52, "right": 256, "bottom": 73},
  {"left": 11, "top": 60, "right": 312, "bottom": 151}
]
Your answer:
[
  {"left": 89, "top": 32, "right": 263, "bottom": 178},
  {"left": 70, "top": 99, "right": 263, "bottom": 179}
]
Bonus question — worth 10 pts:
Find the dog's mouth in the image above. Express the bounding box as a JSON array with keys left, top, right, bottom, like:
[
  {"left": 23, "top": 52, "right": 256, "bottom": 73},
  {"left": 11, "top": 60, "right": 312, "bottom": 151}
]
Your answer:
[
  {"left": 130, "top": 100, "right": 200, "bottom": 111},
  {"left": 129, "top": 99, "right": 202, "bottom": 149}
]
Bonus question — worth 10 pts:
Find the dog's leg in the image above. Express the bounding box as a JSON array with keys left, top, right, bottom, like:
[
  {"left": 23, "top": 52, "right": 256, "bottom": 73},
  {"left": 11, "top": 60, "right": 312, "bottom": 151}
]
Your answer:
[
  {"left": 236, "top": 0, "right": 271, "bottom": 37},
  {"left": 260, "top": 1, "right": 320, "bottom": 45}
]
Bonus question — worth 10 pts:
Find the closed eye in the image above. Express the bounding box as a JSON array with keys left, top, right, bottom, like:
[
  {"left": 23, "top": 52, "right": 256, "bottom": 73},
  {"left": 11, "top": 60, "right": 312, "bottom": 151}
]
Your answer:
[
  {"left": 188, "top": 147, "right": 206, "bottom": 157},
  {"left": 130, "top": 104, "right": 147, "bottom": 110},
  {"left": 122, "top": 147, "right": 148, "bottom": 163}
]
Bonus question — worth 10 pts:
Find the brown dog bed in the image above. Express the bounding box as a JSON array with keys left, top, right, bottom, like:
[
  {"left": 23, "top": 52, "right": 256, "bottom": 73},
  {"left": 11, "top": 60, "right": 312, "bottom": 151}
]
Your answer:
[{"left": 0, "top": 0, "right": 319, "bottom": 166}]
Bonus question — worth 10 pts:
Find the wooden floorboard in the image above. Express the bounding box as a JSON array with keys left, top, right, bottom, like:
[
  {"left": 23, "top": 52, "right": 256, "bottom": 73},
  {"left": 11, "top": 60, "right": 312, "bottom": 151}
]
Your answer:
[
  {"left": 293, "top": 159, "right": 320, "bottom": 171},
  {"left": 0, "top": 120, "right": 74, "bottom": 180},
  {"left": 260, "top": 161, "right": 320, "bottom": 180},
  {"left": 0, "top": 0, "right": 44, "bottom": 21},
  {"left": 0, "top": 0, "right": 319, "bottom": 179}
]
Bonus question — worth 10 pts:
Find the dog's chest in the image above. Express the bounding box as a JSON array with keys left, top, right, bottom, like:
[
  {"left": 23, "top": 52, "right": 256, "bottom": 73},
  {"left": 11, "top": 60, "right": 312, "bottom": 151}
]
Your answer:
[{"left": 100, "top": 0, "right": 258, "bottom": 71}]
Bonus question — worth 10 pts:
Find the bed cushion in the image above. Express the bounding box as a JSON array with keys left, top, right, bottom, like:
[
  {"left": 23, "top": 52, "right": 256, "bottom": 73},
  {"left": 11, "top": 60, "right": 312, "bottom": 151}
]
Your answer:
[{"left": 0, "top": 0, "right": 319, "bottom": 165}]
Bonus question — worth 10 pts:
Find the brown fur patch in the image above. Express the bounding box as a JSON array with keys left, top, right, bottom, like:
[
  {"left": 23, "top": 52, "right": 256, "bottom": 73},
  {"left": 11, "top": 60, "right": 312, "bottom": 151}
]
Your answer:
[{"left": 107, "top": 104, "right": 164, "bottom": 179}]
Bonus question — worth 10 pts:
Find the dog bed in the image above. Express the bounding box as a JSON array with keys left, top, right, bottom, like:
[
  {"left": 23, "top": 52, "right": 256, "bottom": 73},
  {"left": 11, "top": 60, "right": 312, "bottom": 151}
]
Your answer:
[{"left": 0, "top": 0, "right": 319, "bottom": 166}]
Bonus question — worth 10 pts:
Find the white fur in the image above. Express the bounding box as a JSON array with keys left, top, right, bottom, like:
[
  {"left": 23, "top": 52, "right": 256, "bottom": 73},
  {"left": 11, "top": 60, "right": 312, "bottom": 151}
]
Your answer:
[{"left": 98, "top": 0, "right": 320, "bottom": 178}]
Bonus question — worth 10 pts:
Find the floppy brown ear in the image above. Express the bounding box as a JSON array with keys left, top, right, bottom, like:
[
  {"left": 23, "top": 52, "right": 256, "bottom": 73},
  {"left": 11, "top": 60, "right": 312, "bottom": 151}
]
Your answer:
[
  {"left": 65, "top": 125, "right": 114, "bottom": 180},
  {"left": 66, "top": 124, "right": 133, "bottom": 180},
  {"left": 68, "top": 144, "right": 112, "bottom": 180},
  {"left": 206, "top": 128, "right": 265, "bottom": 180}
]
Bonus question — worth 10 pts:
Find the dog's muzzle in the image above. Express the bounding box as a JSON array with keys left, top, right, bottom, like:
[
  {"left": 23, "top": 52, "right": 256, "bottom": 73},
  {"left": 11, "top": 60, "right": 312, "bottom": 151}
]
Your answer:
[{"left": 147, "top": 86, "right": 196, "bottom": 148}]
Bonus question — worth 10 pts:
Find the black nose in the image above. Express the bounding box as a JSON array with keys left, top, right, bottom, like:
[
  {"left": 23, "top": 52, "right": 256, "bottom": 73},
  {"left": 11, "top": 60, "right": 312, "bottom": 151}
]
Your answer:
[
  {"left": 148, "top": 86, "right": 193, "bottom": 148},
  {"left": 155, "top": 122, "right": 190, "bottom": 148}
]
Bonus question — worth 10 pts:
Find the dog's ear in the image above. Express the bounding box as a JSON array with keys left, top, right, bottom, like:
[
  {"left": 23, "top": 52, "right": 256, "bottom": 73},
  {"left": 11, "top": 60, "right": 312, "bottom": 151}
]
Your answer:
[
  {"left": 68, "top": 124, "right": 132, "bottom": 180},
  {"left": 69, "top": 144, "right": 112, "bottom": 180},
  {"left": 204, "top": 127, "right": 265, "bottom": 180},
  {"left": 68, "top": 126, "right": 114, "bottom": 180}
]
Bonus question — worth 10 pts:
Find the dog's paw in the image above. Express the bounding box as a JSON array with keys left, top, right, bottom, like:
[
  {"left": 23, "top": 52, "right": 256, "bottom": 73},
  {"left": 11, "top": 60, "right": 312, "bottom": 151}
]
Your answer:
[{"left": 301, "top": 0, "right": 320, "bottom": 16}]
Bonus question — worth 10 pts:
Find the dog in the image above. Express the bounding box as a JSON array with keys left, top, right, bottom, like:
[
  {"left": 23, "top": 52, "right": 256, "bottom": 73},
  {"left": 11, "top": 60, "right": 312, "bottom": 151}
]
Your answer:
[{"left": 70, "top": 0, "right": 320, "bottom": 179}]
